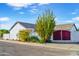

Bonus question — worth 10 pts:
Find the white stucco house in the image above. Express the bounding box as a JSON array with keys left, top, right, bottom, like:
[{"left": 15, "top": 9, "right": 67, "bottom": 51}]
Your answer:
[
  {"left": 3, "top": 21, "right": 35, "bottom": 40},
  {"left": 3, "top": 21, "right": 79, "bottom": 43},
  {"left": 50, "top": 23, "right": 79, "bottom": 42}
]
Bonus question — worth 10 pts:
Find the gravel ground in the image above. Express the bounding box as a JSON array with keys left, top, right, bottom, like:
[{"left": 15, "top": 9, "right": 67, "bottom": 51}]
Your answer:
[{"left": 0, "top": 40, "right": 79, "bottom": 56}]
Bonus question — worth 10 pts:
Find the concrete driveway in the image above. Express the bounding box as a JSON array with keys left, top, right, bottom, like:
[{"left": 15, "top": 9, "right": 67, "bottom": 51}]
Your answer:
[{"left": 0, "top": 40, "right": 79, "bottom": 56}]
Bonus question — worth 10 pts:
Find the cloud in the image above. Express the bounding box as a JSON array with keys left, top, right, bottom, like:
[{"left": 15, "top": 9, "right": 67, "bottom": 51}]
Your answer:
[
  {"left": 7, "top": 3, "right": 31, "bottom": 8},
  {"left": 30, "top": 8, "right": 38, "bottom": 13},
  {"left": 55, "top": 17, "right": 79, "bottom": 28},
  {"left": 0, "top": 24, "right": 8, "bottom": 29},
  {"left": 55, "top": 18, "right": 74, "bottom": 25},
  {"left": 7, "top": 3, "right": 33, "bottom": 10},
  {"left": 72, "top": 12, "right": 76, "bottom": 14},
  {"left": 19, "top": 12, "right": 24, "bottom": 14},
  {"left": 0, "top": 23, "right": 11, "bottom": 29},
  {"left": 56, "top": 20, "right": 73, "bottom": 24},
  {"left": 72, "top": 16, "right": 79, "bottom": 28},
  {"left": 75, "top": 23, "right": 79, "bottom": 28},
  {"left": 38, "top": 3, "right": 49, "bottom": 6},
  {"left": 71, "top": 9, "right": 79, "bottom": 15},
  {"left": 13, "top": 7, "right": 22, "bottom": 10},
  {"left": 0, "top": 17, "right": 10, "bottom": 21},
  {"left": 31, "top": 5, "right": 37, "bottom": 8},
  {"left": 72, "top": 17, "right": 79, "bottom": 21}
]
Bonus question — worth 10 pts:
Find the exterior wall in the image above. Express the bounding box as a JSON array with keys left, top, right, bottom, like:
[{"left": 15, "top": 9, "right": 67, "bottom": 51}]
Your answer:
[
  {"left": 50, "top": 26, "right": 79, "bottom": 42},
  {"left": 9, "top": 23, "right": 34, "bottom": 40},
  {"left": 69, "top": 26, "right": 79, "bottom": 42},
  {"left": 71, "top": 31, "right": 79, "bottom": 42},
  {"left": 9, "top": 23, "right": 26, "bottom": 40},
  {"left": 3, "top": 34, "right": 10, "bottom": 40}
]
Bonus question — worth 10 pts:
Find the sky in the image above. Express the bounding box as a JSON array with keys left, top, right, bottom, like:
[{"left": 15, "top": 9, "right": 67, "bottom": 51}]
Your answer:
[{"left": 0, "top": 3, "right": 79, "bottom": 30}]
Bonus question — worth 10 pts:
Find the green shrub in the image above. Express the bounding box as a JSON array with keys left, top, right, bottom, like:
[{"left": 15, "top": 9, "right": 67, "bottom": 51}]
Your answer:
[
  {"left": 18, "top": 30, "right": 31, "bottom": 42},
  {"left": 30, "top": 36, "right": 39, "bottom": 42},
  {"left": 39, "top": 39, "right": 45, "bottom": 44}
]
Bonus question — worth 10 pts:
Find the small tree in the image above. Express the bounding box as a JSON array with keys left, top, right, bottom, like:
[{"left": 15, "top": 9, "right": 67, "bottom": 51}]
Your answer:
[
  {"left": 35, "top": 10, "right": 55, "bottom": 42},
  {"left": 18, "top": 30, "right": 31, "bottom": 42},
  {"left": 0, "top": 29, "right": 9, "bottom": 39}
]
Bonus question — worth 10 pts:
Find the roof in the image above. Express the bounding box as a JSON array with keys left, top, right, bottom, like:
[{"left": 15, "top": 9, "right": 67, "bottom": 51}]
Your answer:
[
  {"left": 9, "top": 21, "right": 77, "bottom": 31},
  {"left": 54, "top": 23, "right": 77, "bottom": 31},
  {"left": 9, "top": 21, "right": 35, "bottom": 31}
]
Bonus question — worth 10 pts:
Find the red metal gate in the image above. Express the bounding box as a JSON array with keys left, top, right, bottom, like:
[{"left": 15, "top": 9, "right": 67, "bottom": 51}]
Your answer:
[
  {"left": 62, "top": 30, "right": 70, "bottom": 40},
  {"left": 53, "top": 30, "right": 61, "bottom": 40},
  {"left": 53, "top": 30, "right": 70, "bottom": 40}
]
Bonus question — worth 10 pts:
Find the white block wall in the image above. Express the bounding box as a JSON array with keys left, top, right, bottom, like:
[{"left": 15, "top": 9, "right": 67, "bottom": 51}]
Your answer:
[
  {"left": 3, "top": 34, "right": 10, "bottom": 40},
  {"left": 71, "top": 31, "right": 79, "bottom": 42}
]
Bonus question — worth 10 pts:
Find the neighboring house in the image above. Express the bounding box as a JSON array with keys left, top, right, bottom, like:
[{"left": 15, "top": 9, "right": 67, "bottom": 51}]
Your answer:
[
  {"left": 3, "top": 21, "right": 35, "bottom": 40},
  {"left": 3, "top": 21, "right": 79, "bottom": 42}
]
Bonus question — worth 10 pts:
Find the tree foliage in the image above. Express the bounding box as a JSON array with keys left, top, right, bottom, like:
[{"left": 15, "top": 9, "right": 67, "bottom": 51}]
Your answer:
[
  {"left": 0, "top": 29, "right": 9, "bottom": 38},
  {"left": 35, "top": 10, "right": 55, "bottom": 42},
  {"left": 18, "top": 30, "right": 31, "bottom": 42}
]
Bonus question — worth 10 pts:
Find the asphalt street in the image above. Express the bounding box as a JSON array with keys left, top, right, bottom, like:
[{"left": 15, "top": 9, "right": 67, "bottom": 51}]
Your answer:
[{"left": 0, "top": 41, "right": 78, "bottom": 56}]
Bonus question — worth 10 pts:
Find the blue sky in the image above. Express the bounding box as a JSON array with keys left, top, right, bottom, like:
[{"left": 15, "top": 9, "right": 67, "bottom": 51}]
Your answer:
[{"left": 0, "top": 3, "right": 79, "bottom": 30}]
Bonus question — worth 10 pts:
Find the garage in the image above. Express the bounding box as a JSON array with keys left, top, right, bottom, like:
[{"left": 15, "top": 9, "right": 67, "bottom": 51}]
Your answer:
[{"left": 53, "top": 30, "right": 70, "bottom": 40}]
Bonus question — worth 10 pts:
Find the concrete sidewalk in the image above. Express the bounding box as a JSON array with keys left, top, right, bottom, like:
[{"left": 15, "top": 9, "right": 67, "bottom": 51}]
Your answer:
[{"left": 0, "top": 40, "right": 79, "bottom": 51}]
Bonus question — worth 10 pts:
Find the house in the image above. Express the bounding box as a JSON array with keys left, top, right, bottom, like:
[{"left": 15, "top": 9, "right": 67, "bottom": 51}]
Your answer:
[
  {"left": 3, "top": 21, "right": 79, "bottom": 42},
  {"left": 3, "top": 21, "right": 35, "bottom": 40},
  {"left": 50, "top": 23, "right": 79, "bottom": 42}
]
